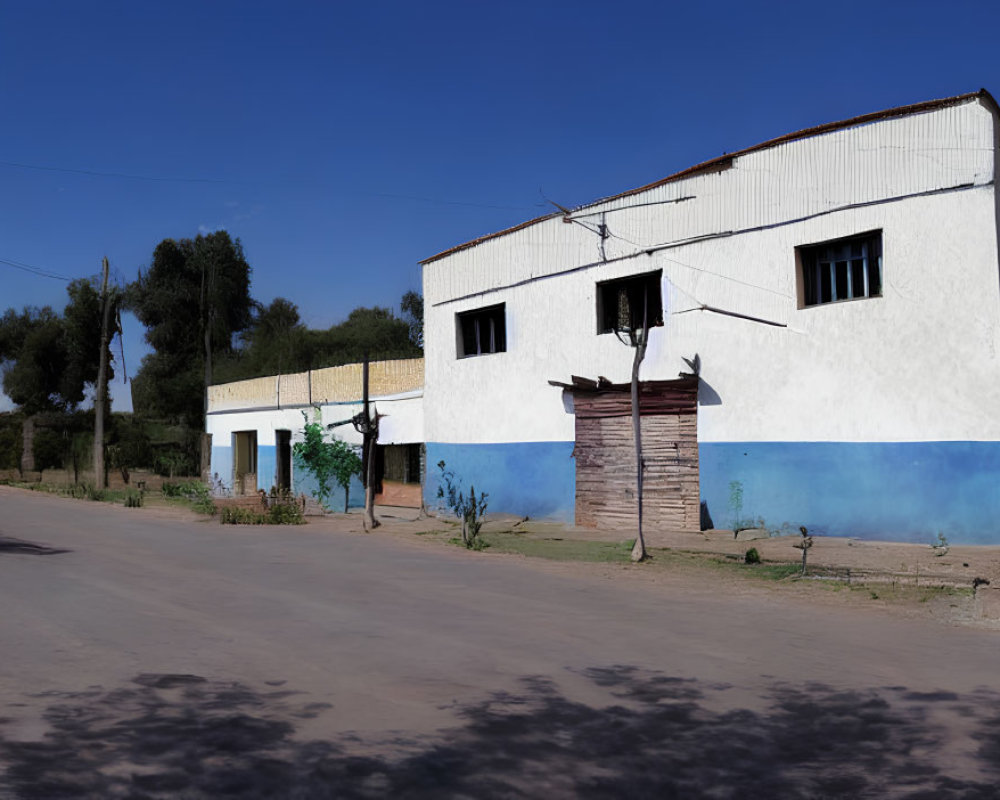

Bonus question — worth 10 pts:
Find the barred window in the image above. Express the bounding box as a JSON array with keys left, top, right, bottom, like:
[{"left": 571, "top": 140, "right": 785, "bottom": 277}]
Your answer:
[
  {"left": 596, "top": 270, "right": 663, "bottom": 334},
  {"left": 799, "top": 231, "right": 882, "bottom": 307},
  {"left": 456, "top": 303, "right": 506, "bottom": 357}
]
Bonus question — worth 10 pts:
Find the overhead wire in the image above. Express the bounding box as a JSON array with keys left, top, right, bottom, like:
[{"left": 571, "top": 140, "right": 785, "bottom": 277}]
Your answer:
[{"left": 0, "top": 256, "right": 72, "bottom": 282}]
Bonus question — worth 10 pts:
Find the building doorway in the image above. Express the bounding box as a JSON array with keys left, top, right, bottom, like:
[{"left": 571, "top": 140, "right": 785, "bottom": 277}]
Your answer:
[
  {"left": 275, "top": 430, "right": 291, "bottom": 493},
  {"left": 374, "top": 443, "right": 423, "bottom": 508},
  {"left": 233, "top": 430, "right": 258, "bottom": 496}
]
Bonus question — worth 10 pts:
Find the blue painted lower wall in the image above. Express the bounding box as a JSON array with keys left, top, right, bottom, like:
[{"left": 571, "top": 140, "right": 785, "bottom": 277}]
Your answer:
[
  {"left": 292, "top": 454, "right": 365, "bottom": 512},
  {"left": 257, "top": 445, "right": 276, "bottom": 493},
  {"left": 209, "top": 446, "right": 233, "bottom": 491},
  {"left": 700, "top": 441, "right": 1000, "bottom": 545},
  {"left": 427, "top": 440, "right": 1000, "bottom": 544},
  {"left": 425, "top": 442, "right": 576, "bottom": 523}
]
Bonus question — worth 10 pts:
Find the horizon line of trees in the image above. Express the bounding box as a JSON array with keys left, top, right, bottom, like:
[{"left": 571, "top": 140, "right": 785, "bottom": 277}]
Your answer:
[{"left": 0, "top": 229, "right": 423, "bottom": 474}]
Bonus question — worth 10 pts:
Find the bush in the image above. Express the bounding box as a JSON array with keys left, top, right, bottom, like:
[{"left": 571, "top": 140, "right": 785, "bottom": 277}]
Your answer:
[
  {"left": 162, "top": 480, "right": 215, "bottom": 514},
  {"left": 436, "top": 461, "right": 488, "bottom": 549},
  {"left": 220, "top": 502, "right": 304, "bottom": 525},
  {"left": 124, "top": 490, "right": 143, "bottom": 508},
  {"left": 33, "top": 428, "right": 65, "bottom": 471},
  {"left": 267, "top": 503, "right": 304, "bottom": 524},
  {"left": 744, "top": 547, "right": 761, "bottom": 565}
]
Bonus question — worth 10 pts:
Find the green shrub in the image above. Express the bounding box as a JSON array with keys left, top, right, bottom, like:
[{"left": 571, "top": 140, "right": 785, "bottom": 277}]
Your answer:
[
  {"left": 83, "top": 483, "right": 106, "bottom": 502},
  {"left": 267, "top": 503, "right": 304, "bottom": 525},
  {"left": 124, "top": 490, "right": 143, "bottom": 508},
  {"left": 221, "top": 507, "right": 266, "bottom": 525},
  {"left": 162, "top": 480, "right": 215, "bottom": 514},
  {"left": 436, "top": 460, "right": 488, "bottom": 549},
  {"left": 33, "top": 428, "right": 65, "bottom": 471},
  {"left": 220, "top": 502, "right": 305, "bottom": 525},
  {"left": 744, "top": 547, "right": 761, "bottom": 565}
]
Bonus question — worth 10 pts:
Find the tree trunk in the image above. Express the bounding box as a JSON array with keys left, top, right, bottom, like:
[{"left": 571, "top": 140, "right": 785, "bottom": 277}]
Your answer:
[
  {"left": 344, "top": 483, "right": 349, "bottom": 514},
  {"left": 361, "top": 356, "right": 380, "bottom": 530},
  {"left": 630, "top": 293, "right": 651, "bottom": 563},
  {"left": 20, "top": 415, "right": 35, "bottom": 475}
]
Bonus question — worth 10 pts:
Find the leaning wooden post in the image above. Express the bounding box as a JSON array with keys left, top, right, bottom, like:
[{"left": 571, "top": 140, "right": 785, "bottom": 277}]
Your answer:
[
  {"left": 93, "top": 256, "right": 112, "bottom": 489},
  {"left": 630, "top": 291, "right": 650, "bottom": 563},
  {"left": 362, "top": 354, "right": 380, "bottom": 530}
]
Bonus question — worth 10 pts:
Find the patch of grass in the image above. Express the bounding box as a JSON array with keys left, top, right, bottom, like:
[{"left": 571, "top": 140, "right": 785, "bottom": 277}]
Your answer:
[
  {"left": 478, "top": 533, "right": 634, "bottom": 563},
  {"left": 161, "top": 480, "right": 216, "bottom": 515},
  {"left": 651, "top": 549, "right": 801, "bottom": 581}
]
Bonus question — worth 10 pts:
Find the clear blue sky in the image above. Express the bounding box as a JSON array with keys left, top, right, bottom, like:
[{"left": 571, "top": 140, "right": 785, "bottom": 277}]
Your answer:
[{"left": 2, "top": 0, "right": 998, "bottom": 411}]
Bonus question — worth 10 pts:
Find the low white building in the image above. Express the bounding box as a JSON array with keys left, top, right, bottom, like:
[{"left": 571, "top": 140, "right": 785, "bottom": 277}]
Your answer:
[
  {"left": 205, "top": 359, "right": 424, "bottom": 509},
  {"left": 420, "top": 90, "right": 1000, "bottom": 544}
]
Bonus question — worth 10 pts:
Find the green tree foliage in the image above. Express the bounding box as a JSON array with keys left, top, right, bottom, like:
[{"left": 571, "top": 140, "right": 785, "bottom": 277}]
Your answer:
[
  {"left": 0, "top": 279, "right": 114, "bottom": 416},
  {"left": 291, "top": 413, "right": 362, "bottom": 512},
  {"left": 215, "top": 297, "right": 309, "bottom": 382},
  {"left": 328, "top": 438, "right": 362, "bottom": 513},
  {"left": 305, "top": 305, "right": 420, "bottom": 369},
  {"left": 128, "top": 231, "right": 253, "bottom": 424},
  {"left": 292, "top": 415, "right": 336, "bottom": 510},
  {"left": 0, "top": 416, "right": 22, "bottom": 470},
  {"left": 400, "top": 290, "right": 423, "bottom": 348},
  {"left": 216, "top": 296, "right": 422, "bottom": 384}
]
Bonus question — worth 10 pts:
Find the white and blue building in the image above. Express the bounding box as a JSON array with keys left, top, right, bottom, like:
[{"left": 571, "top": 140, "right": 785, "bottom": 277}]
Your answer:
[
  {"left": 420, "top": 90, "right": 1000, "bottom": 544},
  {"left": 205, "top": 359, "right": 424, "bottom": 509}
]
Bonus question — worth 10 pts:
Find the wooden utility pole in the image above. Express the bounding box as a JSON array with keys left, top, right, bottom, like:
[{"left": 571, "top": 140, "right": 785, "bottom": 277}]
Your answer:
[
  {"left": 200, "top": 259, "right": 214, "bottom": 480},
  {"left": 93, "top": 256, "right": 112, "bottom": 489},
  {"left": 361, "top": 355, "right": 380, "bottom": 530},
  {"left": 630, "top": 289, "right": 650, "bottom": 563}
]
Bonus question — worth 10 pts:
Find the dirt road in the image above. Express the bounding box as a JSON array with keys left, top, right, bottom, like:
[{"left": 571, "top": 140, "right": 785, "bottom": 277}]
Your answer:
[{"left": 1, "top": 486, "right": 998, "bottom": 798}]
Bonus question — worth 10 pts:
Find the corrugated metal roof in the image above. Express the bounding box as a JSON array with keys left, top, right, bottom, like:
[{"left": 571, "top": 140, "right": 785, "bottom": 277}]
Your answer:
[{"left": 421, "top": 89, "right": 998, "bottom": 266}]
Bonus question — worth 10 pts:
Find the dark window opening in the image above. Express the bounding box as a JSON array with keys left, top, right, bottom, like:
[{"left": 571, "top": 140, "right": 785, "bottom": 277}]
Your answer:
[
  {"left": 275, "top": 430, "right": 291, "bottom": 492},
  {"left": 596, "top": 270, "right": 664, "bottom": 334},
  {"left": 799, "top": 231, "right": 882, "bottom": 307},
  {"left": 457, "top": 303, "right": 506, "bottom": 357}
]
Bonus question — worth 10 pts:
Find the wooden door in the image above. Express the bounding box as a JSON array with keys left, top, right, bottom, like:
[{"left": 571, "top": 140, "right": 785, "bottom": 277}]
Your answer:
[{"left": 573, "top": 378, "right": 699, "bottom": 531}]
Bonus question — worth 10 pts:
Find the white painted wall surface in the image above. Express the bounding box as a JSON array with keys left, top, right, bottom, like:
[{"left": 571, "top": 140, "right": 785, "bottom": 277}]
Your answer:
[
  {"left": 206, "top": 394, "right": 424, "bottom": 449},
  {"left": 423, "top": 97, "right": 1000, "bottom": 446}
]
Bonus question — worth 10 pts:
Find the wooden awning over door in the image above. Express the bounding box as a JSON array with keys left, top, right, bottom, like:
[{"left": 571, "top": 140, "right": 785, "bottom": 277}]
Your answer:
[{"left": 552, "top": 375, "right": 700, "bottom": 531}]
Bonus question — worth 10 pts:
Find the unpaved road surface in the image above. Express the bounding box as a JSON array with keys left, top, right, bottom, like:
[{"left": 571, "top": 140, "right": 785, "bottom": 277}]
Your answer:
[{"left": 1, "top": 486, "right": 998, "bottom": 798}]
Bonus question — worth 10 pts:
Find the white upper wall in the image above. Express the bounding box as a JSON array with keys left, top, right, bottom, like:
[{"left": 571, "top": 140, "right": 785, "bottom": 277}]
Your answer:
[
  {"left": 206, "top": 394, "right": 424, "bottom": 448},
  {"left": 422, "top": 95, "right": 1000, "bottom": 445}
]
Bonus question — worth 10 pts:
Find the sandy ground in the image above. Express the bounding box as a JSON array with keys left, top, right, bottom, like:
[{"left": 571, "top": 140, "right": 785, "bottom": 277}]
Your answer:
[
  {"left": 1, "top": 485, "right": 1000, "bottom": 798},
  {"left": 295, "top": 504, "right": 1000, "bottom": 629}
]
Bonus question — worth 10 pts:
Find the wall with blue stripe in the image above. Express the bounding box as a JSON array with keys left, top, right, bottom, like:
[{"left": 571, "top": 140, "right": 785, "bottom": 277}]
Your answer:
[
  {"left": 257, "top": 445, "right": 276, "bottom": 493},
  {"left": 700, "top": 441, "right": 1000, "bottom": 545},
  {"left": 209, "top": 445, "right": 233, "bottom": 491},
  {"left": 425, "top": 439, "right": 1000, "bottom": 544},
  {"left": 292, "top": 454, "right": 365, "bottom": 512},
  {"left": 425, "top": 442, "right": 576, "bottom": 523}
]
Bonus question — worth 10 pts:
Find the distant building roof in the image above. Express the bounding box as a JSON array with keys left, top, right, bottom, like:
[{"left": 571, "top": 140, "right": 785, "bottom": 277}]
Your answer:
[
  {"left": 421, "top": 89, "right": 998, "bottom": 265},
  {"left": 207, "top": 358, "right": 424, "bottom": 414}
]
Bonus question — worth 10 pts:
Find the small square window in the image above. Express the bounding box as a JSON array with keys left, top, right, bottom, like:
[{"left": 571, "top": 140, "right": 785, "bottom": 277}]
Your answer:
[
  {"left": 596, "top": 270, "right": 663, "bottom": 334},
  {"left": 456, "top": 303, "right": 506, "bottom": 357},
  {"left": 798, "top": 231, "right": 882, "bottom": 308}
]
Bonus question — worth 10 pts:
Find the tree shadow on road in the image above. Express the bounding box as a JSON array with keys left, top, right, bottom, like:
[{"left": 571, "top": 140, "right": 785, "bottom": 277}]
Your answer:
[
  {"left": 1, "top": 667, "right": 999, "bottom": 798},
  {"left": 0, "top": 535, "right": 69, "bottom": 555}
]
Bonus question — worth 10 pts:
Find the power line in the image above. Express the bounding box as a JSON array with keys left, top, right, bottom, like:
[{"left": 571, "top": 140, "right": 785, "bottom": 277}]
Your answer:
[
  {"left": 0, "top": 159, "right": 225, "bottom": 184},
  {"left": 0, "top": 256, "right": 72, "bottom": 282}
]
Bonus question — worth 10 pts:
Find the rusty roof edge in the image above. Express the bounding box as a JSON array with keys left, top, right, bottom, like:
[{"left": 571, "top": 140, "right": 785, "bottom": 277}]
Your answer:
[{"left": 420, "top": 89, "right": 996, "bottom": 266}]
